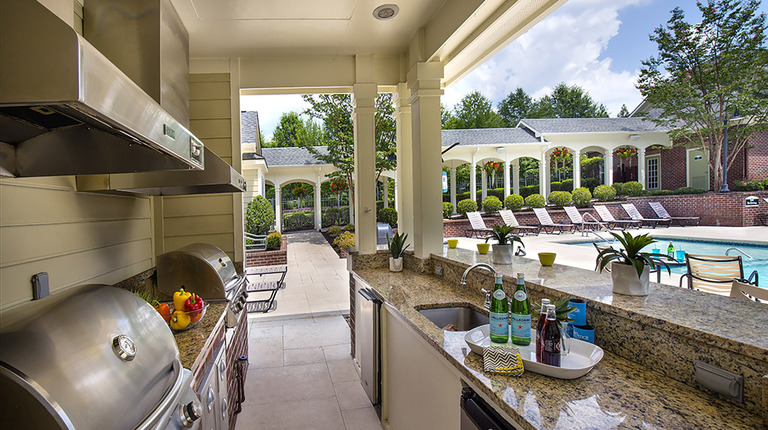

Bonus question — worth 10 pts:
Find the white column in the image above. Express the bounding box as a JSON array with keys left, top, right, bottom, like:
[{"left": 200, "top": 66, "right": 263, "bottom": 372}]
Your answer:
[
  {"left": 450, "top": 166, "right": 457, "bottom": 214},
  {"left": 394, "top": 83, "right": 413, "bottom": 237},
  {"left": 353, "top": 82, "right": 378, "bottom": 254},
  {"left": 512, "top": 159, "right": 520, "bottom": 195},
  {"left": 572, "top": 149, "right": 581, "bottom": 189},
  {"left": 383, "top": 178, "right": 389, "bottom": 208},
  {"left": 314, "top": 175, "right": 322, "bottom": 231},
  {"left": 539, "top": 153, "right": 548, "bottom": 196},
  {"left": 274, "top": 185, "right": 282, "bottom": 233},
  {"left": 604, "top": 149, "right": 614, "bottom": 186},
  {"left": 470, "top": 160, "right": 477, "bottom": 203},
  {"left": 257, "top": 169, "right": 265, "bottom": 196},
  {"left": 637, "top": 147, "right": 646, "bottom": 189},
  {"left": 503, "top": 161, "right": 511, "bottom": 198},
  {"left": 481, "top": 169, "right": 488, "bottom": 201},
  {"left": 408, "top": 62, "right": 444, "bottom": 258}
]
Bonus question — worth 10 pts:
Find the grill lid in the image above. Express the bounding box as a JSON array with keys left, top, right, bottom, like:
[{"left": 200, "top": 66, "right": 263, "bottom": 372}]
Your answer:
[
  {"left": 0, "top": 285, "right": 181, "bottom": 430},
  {"left": 157, "top": 243, "right": 243, "bottom": 300}
]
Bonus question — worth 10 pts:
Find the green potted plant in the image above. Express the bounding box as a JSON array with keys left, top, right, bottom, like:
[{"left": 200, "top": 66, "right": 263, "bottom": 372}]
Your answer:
[
  {"left": 485, "top": 225, "right": 524, "bottom": 265},
  {"left": 595, "top": 231, "right": 671, "bottom": 296},
  {"left": 387, "top": 232, "right": 410, "bottom": 272}
]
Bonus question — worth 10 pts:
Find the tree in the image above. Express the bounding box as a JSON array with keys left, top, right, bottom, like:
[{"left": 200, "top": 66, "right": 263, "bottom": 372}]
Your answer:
[
  {"left": 531, "top": 83, "right": 609, "bottom": 118},
  {"left": 638, "top": 0, "right": 768, "bottom": 191},
  {"left": 498, "top": 87, "right": 534, "bottom": 126},
  {"left": 272, "top": 112, "right": 323, "bottom": 147},
  {"left": 617, "top": 104, "right": 630, "bottom": 117},
  {"left": 443, "top": 91, "right": 505, "bottom": 129}
]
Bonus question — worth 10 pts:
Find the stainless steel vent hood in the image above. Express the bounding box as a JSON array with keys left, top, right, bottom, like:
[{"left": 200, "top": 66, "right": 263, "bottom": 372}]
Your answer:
[
  {"left": 0, "top": 0, "right": 204, "bottom": 177},
  {"left": 77, "top": 146, "right": 246, "bottom": 195}
]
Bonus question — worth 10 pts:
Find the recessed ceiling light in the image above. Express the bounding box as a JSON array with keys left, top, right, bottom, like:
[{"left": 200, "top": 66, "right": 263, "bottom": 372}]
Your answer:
[{"left": 373, "top": 4, "right": 399, "bottom": 20}]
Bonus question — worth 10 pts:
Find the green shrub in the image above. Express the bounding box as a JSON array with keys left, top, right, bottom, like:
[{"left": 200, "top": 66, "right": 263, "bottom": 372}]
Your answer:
[
  {"left": 504, "top": 194, "right": 524, "bottom": 211},
  {"left": 582, "top": 178, "right": 599, "bottom": 192},
  {"left": 593, "top": 185, "right": 617, "bottom": 202},
  {"left": 442, "top": 202, "right": 454, "bottom": 219},
  {"left": 520, "top": 185, "right": 539, "bottom": 198},
  {"left": 334, "top": 231, "right": 355, "bottom": 248},
  {"left": 266, "top": 232, "right": 282, "bottom": 250},
  {"left": 623, "top": 181, "right": 644, "bottom": 196},
  {"left": 572, "top": 187, "right": 592, "bottom": 208},
  {"left": 327, "top": 225, "right": 343, "bottom": 237},
  {"left": 487, "top": 188, "right": 505, "bottom": 200},
  {"left": 344, "top": 223, "right": 355, "bottom": 232},
  {"left": 644, "top": 187, "right": 708, "bottom": 196},
  {"left": 561, "top": 179, "right": 574, "bottom": 192},
  {"left": 322, "top": 207, "right": 341, "bottom": 228},
  {"left": 547, "top": 191, "right": 573, "bottom": 208},
  {"left": 734, "top": 179, "right": 765, "bottom": 191},
  {"left": 524, "top": 194, "right": 546, "bottom": 208},
  {"left": 612, "top": 182, "right": 624, "bottom": 196},
  {"left": 457, "top": 198, "right": 478, "bottom": 216},
  {"left": 246, "top": 196, "right": 275, "bottom": 235},
  {"left": 337, "top": 207, "right": 350, "bottom": 225},
  {"left": 378, "top": 207, "right": 398, "bottom": 227},
  {"left": 283, "top": 211, "right": 313, "bottom": 231},
  {"left": 481, "top": 196, "right": 503, "bottom": 213},
  {"left": 764, "top": 178, "right": 768, "bottom": 188},
  {"left": 550, "top": 181, "right": 562, "bottom": 192},
  {"left": 284, "top": 200, "right": 298, "bottom": 210}
]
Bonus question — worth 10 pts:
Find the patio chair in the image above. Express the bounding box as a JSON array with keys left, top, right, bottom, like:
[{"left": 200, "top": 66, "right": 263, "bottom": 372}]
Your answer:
[
  {"left": 730, "top": 279, "right": 768, "bottom": 303},
  {"left": 593, "top": 205, "right": 641, "bottom": 230},
  {"left": 648, "top": 202, "right": 700, "bottom": 227},
  {"left": 498, "top": 209, "right": 540, "bottom": 236},
  {"left": 465, "top": 211, "right": 493, "bottom": 238},
  {"left": 620, "top": 203, "right": 672, "bottom": 228},
  {"left": 679, "top": 254, "right": 759, "bottom": 296},
  {"left": 563, "top": 206, "right": 603, "bottom": 232},
  {"left": 532, "top": 208, "right": 575, "bottom": 234}
]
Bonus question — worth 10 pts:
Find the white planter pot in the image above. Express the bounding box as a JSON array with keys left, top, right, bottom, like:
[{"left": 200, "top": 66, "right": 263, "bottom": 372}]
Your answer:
[
  {"left": 389, "top": 257, "right": 403, "bottom": 272},
  {"left": 611, "top": 262, "right": 650, "bottom": 296},
  {"left": 491, "top": 244, "right": 514, "bottom": 265}
]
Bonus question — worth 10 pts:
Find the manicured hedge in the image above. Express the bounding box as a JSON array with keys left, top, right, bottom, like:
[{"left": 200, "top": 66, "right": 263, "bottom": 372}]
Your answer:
[
  {"left": 443, "top": 202, "right": 454, "bottom": 219},
  {"left": 482, "top": 196, "right": 503, "bottom": 213},
  {"left": 572, "top": 187, "right": 592, "bottom": 208},
  {"left": 524, "top": 194, "right": 546, "bottom": 208},
  {"left": 457, "top": 199, "right": 478, "bottom": 216},
  {"left": 547, "top": 191, "right": 573, "bottom": 208},
  {"left": 504, "top": 194, "right": 524, "bottom": 211}
]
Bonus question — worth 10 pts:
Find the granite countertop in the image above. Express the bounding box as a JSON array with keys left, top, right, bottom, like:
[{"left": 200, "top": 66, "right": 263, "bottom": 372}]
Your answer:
[
  {"left": 173, "top": 302, "right": 227, "bottom": 369},
  {"left": 353, "top": 260, "right": 765, "bottom": 429}
]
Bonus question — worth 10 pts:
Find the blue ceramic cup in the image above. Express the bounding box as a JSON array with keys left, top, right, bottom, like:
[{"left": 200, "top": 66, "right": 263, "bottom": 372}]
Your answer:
[
  {"left": 572, "top": 324, "right": 595, "bottom": 343},
  {"left": 568, "top": 299, "right": 587, "bottom": 326},
  {"left": 676, "top": 250, "right": 685, "bottom": 263}
]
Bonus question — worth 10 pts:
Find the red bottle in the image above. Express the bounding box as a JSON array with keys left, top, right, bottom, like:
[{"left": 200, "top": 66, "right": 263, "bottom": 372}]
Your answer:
[
  {"left": 535, "top": 299, "right": 550, "bottom": 362},
  {"left": 541, "top": 304, "right": 561, "bottom": 367}
]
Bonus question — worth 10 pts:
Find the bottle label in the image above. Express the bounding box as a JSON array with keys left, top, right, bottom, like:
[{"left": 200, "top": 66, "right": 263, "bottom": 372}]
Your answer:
[
  {"left": 511, "top": 313, "right": 531, "bottom": 339},
  {"left": 489, "top": 312, "right": 509, "bottom": 337},
  {"left": 513, "top": 290, "right": 527, "bottom": 301},
  {"left": 493, "top": 289, "right": 506, "bottom": 300}
]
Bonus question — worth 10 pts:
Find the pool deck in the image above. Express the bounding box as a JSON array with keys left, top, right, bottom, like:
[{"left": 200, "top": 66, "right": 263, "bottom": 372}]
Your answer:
[{"left": 446, "top": 226, "right": 768, "bottom": 288}]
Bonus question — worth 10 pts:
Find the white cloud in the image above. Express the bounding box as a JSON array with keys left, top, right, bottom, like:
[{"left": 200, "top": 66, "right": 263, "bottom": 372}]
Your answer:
[
  {"left": 240, "top": 94, "right": 311, "bottom": 140},
  {"left": 444, "top": 0, "right": 650, "bottom": 116}
]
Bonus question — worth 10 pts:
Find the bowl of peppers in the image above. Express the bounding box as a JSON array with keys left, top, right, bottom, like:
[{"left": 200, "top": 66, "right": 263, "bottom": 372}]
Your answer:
[{"left": 152, "top": 287, "right": 207, "bottom": 332}]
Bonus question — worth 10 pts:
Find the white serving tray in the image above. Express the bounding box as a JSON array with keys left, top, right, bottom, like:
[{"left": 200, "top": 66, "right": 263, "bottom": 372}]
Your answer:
[{"left": 464, "top": 324, "right": 604, "bottom": 379}]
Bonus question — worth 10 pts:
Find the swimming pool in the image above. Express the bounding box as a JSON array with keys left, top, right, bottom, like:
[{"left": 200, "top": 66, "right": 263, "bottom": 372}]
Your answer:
[{"left": 566, "top": 237, "right": 768, "bottom": 284}]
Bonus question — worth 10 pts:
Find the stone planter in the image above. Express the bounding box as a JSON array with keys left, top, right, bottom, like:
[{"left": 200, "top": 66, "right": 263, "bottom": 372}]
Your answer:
[
  {"left": 491, "top": 244, "right": 514, "bottom": 265},
  {"left": 611, "top": 262, "right": 650, "bottom": 296}
]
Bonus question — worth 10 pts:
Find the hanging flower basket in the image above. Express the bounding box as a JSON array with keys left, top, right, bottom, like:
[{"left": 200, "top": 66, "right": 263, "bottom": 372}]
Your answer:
[{"left": 614, "top": 146, "right": 637, "bottom": 159}]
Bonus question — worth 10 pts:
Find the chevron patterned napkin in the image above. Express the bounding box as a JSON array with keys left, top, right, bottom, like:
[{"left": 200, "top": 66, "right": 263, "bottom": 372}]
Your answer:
[{"left": 483, "top": 345, "right": 524, "bottom": 376}]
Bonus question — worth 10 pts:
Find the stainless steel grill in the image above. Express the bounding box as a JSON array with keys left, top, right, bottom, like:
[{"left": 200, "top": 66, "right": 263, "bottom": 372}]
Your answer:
[{"left": 0, "top": 284, "right": 202, "bottom": 430}]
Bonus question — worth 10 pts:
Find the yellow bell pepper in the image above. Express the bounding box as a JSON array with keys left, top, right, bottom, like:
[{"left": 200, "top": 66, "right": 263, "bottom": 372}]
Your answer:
[
  {"left": 169, "top": 310, "right": 191, "bottom": 330},
  {"left": 173, "top": 287, "right": 191, "bottom": 311}
]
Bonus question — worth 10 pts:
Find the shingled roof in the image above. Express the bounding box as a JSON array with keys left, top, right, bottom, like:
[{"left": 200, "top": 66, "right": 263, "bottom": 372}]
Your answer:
[
  {"left": 241, "top": 111, "right": 260, "bottom": 145},
  {"left": 518, "top": 117, "right": 667, "bottom": 135},
  {"left": 441, "top": 128, "right": 539, "bottom": 146},
  {"left": 261, "top": 146, "right": 329, "bottom": 166}
]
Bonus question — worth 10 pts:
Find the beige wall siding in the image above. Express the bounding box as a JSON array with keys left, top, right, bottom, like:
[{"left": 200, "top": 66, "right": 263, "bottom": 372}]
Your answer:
[{"left": 0, "top": 176, "right": 154, "bottom": 310}]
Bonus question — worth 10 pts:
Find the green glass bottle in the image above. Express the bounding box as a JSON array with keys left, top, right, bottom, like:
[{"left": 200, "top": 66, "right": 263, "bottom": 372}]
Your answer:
[
  {"left": 667, "top": 242, "right": 675, "bottom": 259},
  {"left": 510, "top": 272, "right": 531, "bottom": 346},
  {"left": 488, "top": 273, "right": 509, "bottom": 343}
]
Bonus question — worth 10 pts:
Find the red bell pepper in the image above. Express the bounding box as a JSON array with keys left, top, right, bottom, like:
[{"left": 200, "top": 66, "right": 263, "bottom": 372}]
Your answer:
[{"left": 184, "top": 294, "right": 204, "bottom": 322}]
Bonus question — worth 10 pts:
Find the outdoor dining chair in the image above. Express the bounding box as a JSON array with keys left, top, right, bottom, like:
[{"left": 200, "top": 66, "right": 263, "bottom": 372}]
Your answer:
[
  {"left": 648, "top": 202, "right": 700, "bottom": 227},
  {"left": 465, "top": 211, "right": 493, "bottom": 238},
  {"left": 621, "top": 203, "right": 672, "bottom": 228},
  {"left": 680, "top": 254, "right": 759, "bottom": 296},
  {"left": 498, "top": 209, "right": 540, "bottom": 236},
  {"left": 730, "top": 279, "right": 767, "bottom": 303},
  {"left": 593, "top": 205, "right": 641, "bottom": 230},
  {"left": 532, "top": 208, "right": 575, "bottom": 234}
]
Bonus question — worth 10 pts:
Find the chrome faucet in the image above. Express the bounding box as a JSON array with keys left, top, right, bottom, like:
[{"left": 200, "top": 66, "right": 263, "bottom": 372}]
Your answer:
[{"left": 460, "top": 263, "right": 501, "bottom": 310}]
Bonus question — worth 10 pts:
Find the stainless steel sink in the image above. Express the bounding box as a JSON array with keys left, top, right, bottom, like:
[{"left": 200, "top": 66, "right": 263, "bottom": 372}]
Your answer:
[{"left": 417, "top": 306, "right": 487, "bottom": 331}]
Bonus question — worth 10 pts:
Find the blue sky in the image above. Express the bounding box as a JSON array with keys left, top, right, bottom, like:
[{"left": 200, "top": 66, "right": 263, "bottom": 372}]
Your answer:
[{"left": 242, "top": 0, "right": 768, "bottom": 140}]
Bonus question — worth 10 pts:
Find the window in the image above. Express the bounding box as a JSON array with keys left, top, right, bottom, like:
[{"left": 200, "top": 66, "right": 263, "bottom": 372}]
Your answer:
[{"left": 646, "top": 156, "right": 660, "bottom": 190}]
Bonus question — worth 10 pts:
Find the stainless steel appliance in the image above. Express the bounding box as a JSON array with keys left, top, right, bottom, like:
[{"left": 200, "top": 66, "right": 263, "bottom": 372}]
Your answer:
[
  {"left": 357, "top": 287, "right": 383, "bottom": 414},
  {"left": 460, "top": 385, "right": 516, "bottom": 430},
  {"left": 197, "top": 344, "right": 228, "bottom": 430},
  {"left": 0, "top": 284, "right": 202, "bottom": 429}
]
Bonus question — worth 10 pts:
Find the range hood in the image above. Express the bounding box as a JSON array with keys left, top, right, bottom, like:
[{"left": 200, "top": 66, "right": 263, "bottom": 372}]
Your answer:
[
  {"left": 0, "top": 0, "right": 204, "bottom": 177},
  {"left": 77, "top": 146, "right": 246, "bottom": 195}
]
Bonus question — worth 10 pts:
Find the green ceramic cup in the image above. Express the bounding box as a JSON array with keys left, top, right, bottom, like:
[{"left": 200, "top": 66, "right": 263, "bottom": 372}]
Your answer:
[
  {"left": 447, "top": 239, "right": 459, "bottom": 248},
  {"left": 538, "top": 252, "right": 556, "bottom": 266},
  {"left": 477, "top": 243, "right": 490, "bottom": 254}
]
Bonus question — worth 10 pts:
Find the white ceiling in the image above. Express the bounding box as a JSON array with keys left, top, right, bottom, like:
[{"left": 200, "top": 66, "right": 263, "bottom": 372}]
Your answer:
[{"left": 170, "top": 0, "right": 446, "bottom": 58}]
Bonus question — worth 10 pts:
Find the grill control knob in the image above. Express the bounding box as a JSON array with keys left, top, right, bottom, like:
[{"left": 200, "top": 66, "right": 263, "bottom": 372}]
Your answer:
[{"left": 181, "top": 400, "right": 202, "bottom": 427}]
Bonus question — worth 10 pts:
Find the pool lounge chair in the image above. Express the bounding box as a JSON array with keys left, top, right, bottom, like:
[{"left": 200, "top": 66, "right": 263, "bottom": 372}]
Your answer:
[
  {"left": 593, "top": 205, "right": 641, "bottom": 230},
  {"left": 680, "top": 254, "right": 759, "bottom": 296},
  {"left": 498, "top": 209, "right": 540, "bottom": 236},
  {"left": 730, "top": 279, "right": 767, "bottom": 303},
  {"left": 465, "top": 211, "right": 493, "bottom": 238},
  {"left": 563, "top": 206, "right": 604, "bottom": 232},
  {"left": 648, "top": 202, "right": 700, "bottom": 227},
  {"left": 532, "top": 208, "right": 576, "bottom": 234},
  {"left": 620, "top": 203, "right": 672, "bottom": 228}
]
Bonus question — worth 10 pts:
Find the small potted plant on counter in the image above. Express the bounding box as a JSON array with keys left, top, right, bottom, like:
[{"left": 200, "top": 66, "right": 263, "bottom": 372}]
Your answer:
[
  {"left": 595, "top": 231, "right": 671, "bottom": 296},
  {"left": 486, "top": 225, "right": 524, "bottom": 265},
  {"left": 387, "top": 232, "right": 410, "bottom": 272}
]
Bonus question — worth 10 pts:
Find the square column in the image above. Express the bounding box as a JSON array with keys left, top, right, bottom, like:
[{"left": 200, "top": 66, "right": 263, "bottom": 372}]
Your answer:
[
  {"left": 539, "top": 152, "right": 549, "bottom": 197},
  {"left": 470, "top": 160, "right": 477, "bottom": 203},
  {"left": 481, "top": 169, "right": 488, "bottom": 201},
  {"left": 637, "top": 147, "right": 646, "bottom": 189},
  {"left": 407, "top": 62, "right": 444, "bottom": 258},
  {"left": 503, "top": 161, "right": 511, "bottom": 198},
  {"left": 512, "top": 159, "right": 520, "bottom": 195},
  {"left": 450, "top": 166, "right": 457, "bottom": 214},
  {"left": 394, "top": 83, "right": 413, "bottom": 237},
  {"left": 353, "top": 83, "right": 378, "bottom": 254},
  {"left": 604, "top": 149, "right": 614, "bottom": 186},
  {"left": 315, "top": 175, "right": 322, "bottom": 231},
  {"left": 274, "top": 185, "right": 282, "bottom": 233},
  {"left": 572, "top": 150, "right": 581, "bottom": 189}
]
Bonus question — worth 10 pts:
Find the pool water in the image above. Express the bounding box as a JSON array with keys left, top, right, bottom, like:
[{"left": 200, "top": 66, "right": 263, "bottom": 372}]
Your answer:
[{"left": 569, "top": 238, "right": 768, "bottom": 284}]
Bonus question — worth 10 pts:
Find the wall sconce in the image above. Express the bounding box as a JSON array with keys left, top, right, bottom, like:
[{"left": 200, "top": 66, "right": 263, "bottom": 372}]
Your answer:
[
  {"left": 629, "top": 134, "right": 640, "bottom": 141},
  {"left": 496, "top": 147, "right": 506, "bottom": 153}
]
